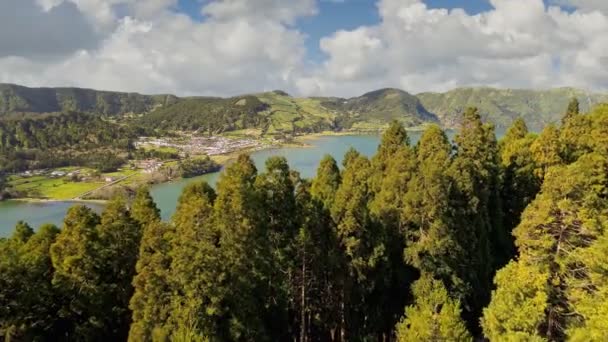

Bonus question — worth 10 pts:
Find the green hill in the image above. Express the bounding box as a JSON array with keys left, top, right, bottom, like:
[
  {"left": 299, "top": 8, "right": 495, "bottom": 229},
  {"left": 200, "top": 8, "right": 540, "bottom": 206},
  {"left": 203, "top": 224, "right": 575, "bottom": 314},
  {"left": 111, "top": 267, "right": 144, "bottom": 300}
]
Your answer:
[
  {"left": 418, "top": 87, "right": 608, "bottom": 130},
  {"left": 2, "top": 83, "right": 607, "bottom": 133},
  {"left": 0, "top": 84, "right": 176, "bottom": 117}
]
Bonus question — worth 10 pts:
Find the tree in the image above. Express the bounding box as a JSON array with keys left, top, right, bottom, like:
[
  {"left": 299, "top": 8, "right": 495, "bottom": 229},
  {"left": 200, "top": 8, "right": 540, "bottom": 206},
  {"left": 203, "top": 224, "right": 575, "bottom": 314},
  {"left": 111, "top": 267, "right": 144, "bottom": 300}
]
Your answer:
[
  {"left": 130, "top": 187, "right": 161, "bottom": 227},
  {"left": 50, "top": 205, "right": 102, "bottom": 339},
  {"left": 342, "top": 147, "right": 361, "bottom": 169},
  {"left": 167, "top": 181, "right": 220, "bottom": 340},
  {"left": 481, "top": 261, "right": 548, "bottom": 341},
  {"left": 499, "top": 118, "right": 540, "bottom": 255},
  {"left": 12, "top": 221, "right": 34, "bottom": 244},
  {"left": 213, "top": 154, "right": 268, "bottom": 340},
  {"left": 293, "top": 179, "right": 342, "bottom": 341},
  {"left": 369, "top": 144, "right": 418, "bottom": 339},
  {"left": 562, "top": 97, "right": 580, "bottom": 125},
  {"left": 404, "top": 125, "right": 463, "bottom": 292},
  {"left": 95, "top": 197, "right": 144, "bottom": 340},
  {"left": 396, "top": 274, "right": 471, "bottom": 342},
  {"left": 370, "top": 120, "right": 409, "bottom": 193},
  {"left": 1, "top": 223, "right": 61, "bottom": 340},
  {"left": 255, "top": 156, "right": 299, "bottom": 340},
  {"left": 310, "top": 154, "right": 341, "bottom": 210},
  {"left": 129, "top": 220, "right": 174, "bottom": 342},
  {"left": 331, "top": 153, "right": 385, "bottom": 339},
  {"left": 530, "top": 124, "right": 562, "bottom": 180},
  {"left": 483, "top": 153, "right": 608, "bottom": 340}
]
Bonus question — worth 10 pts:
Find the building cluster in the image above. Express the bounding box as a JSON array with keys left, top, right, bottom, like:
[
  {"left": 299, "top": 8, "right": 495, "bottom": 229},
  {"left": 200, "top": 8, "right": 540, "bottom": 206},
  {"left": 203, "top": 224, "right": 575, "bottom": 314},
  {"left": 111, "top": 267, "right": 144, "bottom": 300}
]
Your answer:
[{"left": 135, "top": 135, "right": 265, "bottom": 156}]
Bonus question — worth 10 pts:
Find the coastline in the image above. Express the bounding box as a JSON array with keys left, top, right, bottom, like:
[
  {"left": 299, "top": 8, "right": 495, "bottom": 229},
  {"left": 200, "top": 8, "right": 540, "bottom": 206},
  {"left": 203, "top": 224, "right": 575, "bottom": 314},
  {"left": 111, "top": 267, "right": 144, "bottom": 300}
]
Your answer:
[{"left": 3, "top": 130, "right": 384, "bottom": 204}]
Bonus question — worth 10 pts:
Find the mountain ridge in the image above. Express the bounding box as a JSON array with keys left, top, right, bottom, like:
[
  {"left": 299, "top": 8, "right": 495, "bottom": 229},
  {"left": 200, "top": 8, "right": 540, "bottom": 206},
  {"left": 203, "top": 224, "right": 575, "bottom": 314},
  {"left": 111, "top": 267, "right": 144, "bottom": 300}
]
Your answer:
[{"left": 2, "top": 83, "right": 607, "bottom": 132}]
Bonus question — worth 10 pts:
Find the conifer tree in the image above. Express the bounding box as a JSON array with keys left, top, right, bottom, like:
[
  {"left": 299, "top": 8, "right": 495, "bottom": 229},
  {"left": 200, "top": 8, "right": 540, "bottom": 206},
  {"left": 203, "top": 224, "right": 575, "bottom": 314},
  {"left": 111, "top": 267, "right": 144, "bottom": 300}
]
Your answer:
[
  {"left": 11, "top": 221, "right": 34, "bottom": 244},
  {"left": 293, "top": 180, "right": 341, "bottom": 341},
  {"left": 530, "top": 124, "right": 562, "bottom": 180},
  {"left": 95, "top": 197, "right": 144, "bottom": 340},
  {"left": 131, "top": 186, "right": 161, "bottom": 227},
  {"left": 448, "top": 108, "right": 503, "bottom": 315},
  {"left": 255, "top": 156, "right": 299, "bottom": 339},
  {"left": 310, "top": 154, "right": 341, "bottom": 210},
  {"left": 213, "top": 154, "right": 268, "bottom": 340},
  {"left": 129, "top": 220, "right": 174, "bottom": 342},
  {"left": 403, "top": 125, "right": 465, "bottom": 297},
  {"left": 168, "top": 181, "right": 220, "bottom": 340},
  {"left": 483, "top": 153, "right": 608, "bottom": 340},
  {"left": 499, "top": 118, "right": 539, "bottom": 255},
  {"left": 369, "top": 142, "right": 418, "bottom": 338},
  {"left": 1, "top": 223, "right": 61, "bottom": 340},
  {"left": 50, "top": 205, "right": 102, "bottom": 339},
  {"left": 370, "top": 120, "right": 409, "bottom": 193},
  {"left": 562, "top": 97, "right": 580, "bottom": 125},
  {"left": 331, "top": 153, "right": 385, "bottom": 338},
  {"left": 342, "top": 147, "right": 361, "bottom": 169},
  {"left": 395, "top": 274, "right": 471, "bottom": 342}
]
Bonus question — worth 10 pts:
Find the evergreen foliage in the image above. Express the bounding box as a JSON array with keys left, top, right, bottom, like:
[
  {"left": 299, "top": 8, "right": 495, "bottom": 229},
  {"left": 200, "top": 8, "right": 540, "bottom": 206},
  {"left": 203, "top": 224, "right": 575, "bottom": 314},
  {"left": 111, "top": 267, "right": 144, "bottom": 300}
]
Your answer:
[{"left": 3, "top": 102, "right": 608, "bottom": 341}]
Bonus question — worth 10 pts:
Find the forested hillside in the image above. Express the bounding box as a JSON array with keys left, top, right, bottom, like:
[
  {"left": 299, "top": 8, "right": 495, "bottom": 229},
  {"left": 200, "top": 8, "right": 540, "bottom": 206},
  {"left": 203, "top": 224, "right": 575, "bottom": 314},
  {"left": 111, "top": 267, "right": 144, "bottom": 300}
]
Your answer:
[
  {"left": 0, "top": 112, "right": 142, "bottom": 172},
  {"left": 2, "top": 101, "right": 607, "bottom": 341},
  {"left": 3, "top": 83, "right": 607, "bottom": 132},
  {"left": 418, "top": 87, "right": 608, "bottom": 130},
  {"left": 0, "top": 84, "right": 176, "bottom": 117}
]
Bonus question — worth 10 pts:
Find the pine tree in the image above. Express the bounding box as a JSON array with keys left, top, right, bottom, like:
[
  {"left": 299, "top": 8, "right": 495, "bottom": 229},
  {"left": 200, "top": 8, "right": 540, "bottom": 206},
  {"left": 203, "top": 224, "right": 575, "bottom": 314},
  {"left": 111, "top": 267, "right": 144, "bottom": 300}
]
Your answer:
[
  {"left": 395, "top": 274, "right": 471, "bottom": 342},
  {"left": 310, "top": 154, "right": 341, "bottom": 210}
]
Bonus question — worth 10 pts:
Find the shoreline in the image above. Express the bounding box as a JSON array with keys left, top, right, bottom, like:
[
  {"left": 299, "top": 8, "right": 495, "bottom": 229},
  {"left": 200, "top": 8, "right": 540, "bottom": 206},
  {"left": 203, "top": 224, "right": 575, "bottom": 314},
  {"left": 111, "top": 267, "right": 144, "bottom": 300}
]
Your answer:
[{"left": 3, "top": 130, "right": 374, "bottom": 204}]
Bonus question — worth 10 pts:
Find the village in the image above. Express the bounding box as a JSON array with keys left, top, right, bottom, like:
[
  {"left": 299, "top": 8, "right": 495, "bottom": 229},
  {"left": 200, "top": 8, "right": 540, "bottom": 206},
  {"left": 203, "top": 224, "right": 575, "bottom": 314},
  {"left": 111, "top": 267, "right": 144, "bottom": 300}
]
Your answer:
[{"left": 135, "top": 134, "right": 272, "bottom": 156}]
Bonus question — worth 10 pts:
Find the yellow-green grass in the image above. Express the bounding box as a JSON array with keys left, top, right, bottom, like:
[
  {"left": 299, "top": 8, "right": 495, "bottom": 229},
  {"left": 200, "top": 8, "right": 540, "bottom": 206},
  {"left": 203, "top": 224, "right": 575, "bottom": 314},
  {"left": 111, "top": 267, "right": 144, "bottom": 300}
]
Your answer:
[
  {"left": 9, "top": 176, "right": 105, "bottom": 200},
  {"left": 140, "top": 145, "right": 180, "bottom": 154}
]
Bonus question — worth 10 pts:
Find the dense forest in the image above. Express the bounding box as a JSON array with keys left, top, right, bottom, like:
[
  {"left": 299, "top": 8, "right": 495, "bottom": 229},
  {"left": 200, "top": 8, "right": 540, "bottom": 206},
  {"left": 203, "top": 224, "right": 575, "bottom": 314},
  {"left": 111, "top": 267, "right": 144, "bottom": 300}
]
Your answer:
[
  {"left": 0, "top": 112, "right": 143, "bottom": 172},
  {"left": 1, "top": 100, "right": 608, "bottom": 341}
]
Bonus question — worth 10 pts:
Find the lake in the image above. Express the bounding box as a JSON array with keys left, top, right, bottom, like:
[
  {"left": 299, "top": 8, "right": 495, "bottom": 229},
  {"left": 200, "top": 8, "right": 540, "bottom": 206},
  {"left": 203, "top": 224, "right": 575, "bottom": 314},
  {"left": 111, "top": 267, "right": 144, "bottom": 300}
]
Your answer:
[{"left": 1, "top": 134, "right": 403, "bottom": 236}]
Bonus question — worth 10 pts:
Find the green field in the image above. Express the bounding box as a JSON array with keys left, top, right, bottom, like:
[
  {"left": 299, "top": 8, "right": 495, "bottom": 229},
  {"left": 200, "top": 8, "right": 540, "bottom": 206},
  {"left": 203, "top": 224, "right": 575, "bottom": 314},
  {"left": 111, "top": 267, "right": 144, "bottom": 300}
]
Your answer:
[{"left": 9, "top": 176, "right": 105, "bottom": 200}]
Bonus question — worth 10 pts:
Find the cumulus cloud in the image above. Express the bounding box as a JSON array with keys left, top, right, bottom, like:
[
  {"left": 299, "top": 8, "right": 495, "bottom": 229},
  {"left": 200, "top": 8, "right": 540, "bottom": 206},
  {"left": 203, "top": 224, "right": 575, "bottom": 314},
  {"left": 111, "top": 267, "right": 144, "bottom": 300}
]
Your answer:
[
  {"left": 0, "top": 0, "right": 313, "bottom": 96},
  {"left": 0, "top": 0, "right": 99, "bottom": 58},
  {"left": 2, "top": 0, "right": 608, "bottom": 97},
  {"left": 550, "top": 0, "right": 608, "bottom": 13},
  {"left": 297, "top": 0, "right": 608, "bottom": 96}
]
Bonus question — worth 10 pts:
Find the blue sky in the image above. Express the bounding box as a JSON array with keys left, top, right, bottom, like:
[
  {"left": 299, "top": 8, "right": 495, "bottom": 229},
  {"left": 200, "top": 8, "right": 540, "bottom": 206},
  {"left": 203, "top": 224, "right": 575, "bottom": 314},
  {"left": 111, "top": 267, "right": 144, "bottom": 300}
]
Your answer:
[
  {"left": 3, "top": 0, "right": 606, "bottom": 96},
  {"left": 177, "top": 0, "right": 559, "bottom": 63}
]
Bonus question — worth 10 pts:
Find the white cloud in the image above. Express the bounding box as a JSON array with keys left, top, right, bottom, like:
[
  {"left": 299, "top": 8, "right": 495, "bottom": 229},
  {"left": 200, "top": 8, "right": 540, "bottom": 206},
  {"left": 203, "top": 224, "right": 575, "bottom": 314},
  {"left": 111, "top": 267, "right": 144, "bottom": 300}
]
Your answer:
[
  {"left": 2, "top": 0, "right": 608, "bottom": 97},
  {"left": 298, "top": 0, "right": 608, "bottom": 96},
  {"left": 0, "top": 0, "right": 314, "bottom": 96},
  {"left": 0, "top": 0, "right": 99, "bottom": 58},
  {"left": 550, "top": 0, "right": 608, "bottom": 13}
]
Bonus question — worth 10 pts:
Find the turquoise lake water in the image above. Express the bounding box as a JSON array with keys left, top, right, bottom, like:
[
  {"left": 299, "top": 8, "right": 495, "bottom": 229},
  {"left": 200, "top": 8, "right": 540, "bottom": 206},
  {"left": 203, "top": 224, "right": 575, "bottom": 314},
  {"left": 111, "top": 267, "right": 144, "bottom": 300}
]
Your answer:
[{"left": 1, "top": 134, "right": 402, "bottom": 236}]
